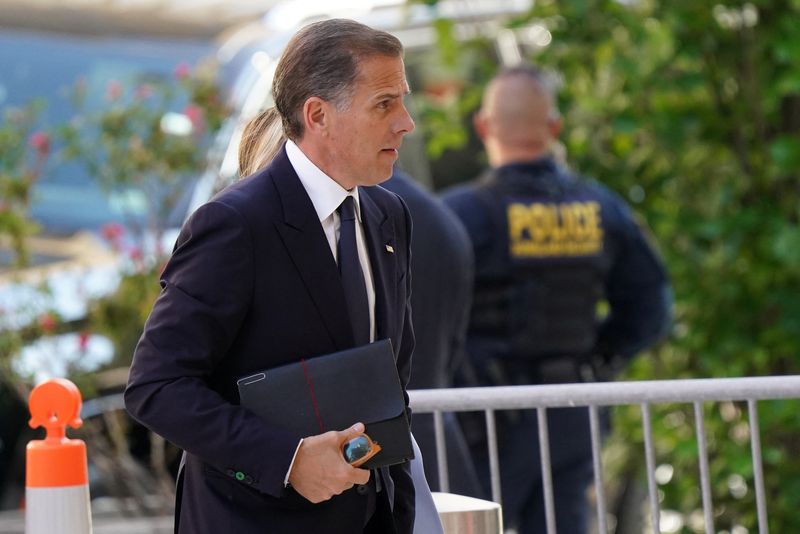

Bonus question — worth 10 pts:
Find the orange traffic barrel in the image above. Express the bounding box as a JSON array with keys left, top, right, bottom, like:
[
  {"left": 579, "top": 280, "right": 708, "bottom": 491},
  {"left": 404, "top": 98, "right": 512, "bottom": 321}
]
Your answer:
[{"left": 26, "top": 378, "right": 92, "bottom": 534}]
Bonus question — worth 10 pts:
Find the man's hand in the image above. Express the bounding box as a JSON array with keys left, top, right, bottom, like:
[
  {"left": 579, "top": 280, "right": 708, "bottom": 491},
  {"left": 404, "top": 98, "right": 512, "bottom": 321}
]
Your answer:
[{"left": 288, "top": 422, "right": 371, "bottom": 503}]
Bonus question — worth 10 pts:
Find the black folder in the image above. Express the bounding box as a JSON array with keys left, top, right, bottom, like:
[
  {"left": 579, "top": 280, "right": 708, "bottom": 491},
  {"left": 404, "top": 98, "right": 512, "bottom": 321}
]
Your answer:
[{"left": 236, "top": 339, "right": 413, "bottom": 469}]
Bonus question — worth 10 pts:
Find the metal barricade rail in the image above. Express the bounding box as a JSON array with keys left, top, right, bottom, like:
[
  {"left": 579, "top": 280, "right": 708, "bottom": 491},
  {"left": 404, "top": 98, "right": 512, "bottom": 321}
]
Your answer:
[{"left": 409, "top": 375, "right": 800, "bottom": 534}]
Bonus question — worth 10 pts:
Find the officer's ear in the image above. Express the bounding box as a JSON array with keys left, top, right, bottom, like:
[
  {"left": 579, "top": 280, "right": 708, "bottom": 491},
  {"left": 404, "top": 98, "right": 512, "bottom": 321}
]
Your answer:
[
  {"left": 548, "top": 116, "right": 563, "bottom": 139},
  {"left": 473, "top": 110, "right": 489, "bottom": 141}
]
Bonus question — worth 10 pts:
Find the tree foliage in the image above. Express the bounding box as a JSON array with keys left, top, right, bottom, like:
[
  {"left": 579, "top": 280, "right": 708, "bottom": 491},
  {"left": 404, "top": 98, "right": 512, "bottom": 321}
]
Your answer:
[
  {"left": 59, "top": 63, "right": 227, "bottom": 244},
  {"left": 421, "top": 0, "right": 800, "bottom": 531},
  {"left": 0, "top": 101, "right": 47, "bottom": 268},
  {"left": 0, "top": 62, "right": 227, "bottom": 395},
  {"left": 76, "top": 64, "right": 228, "bottom": 375},
  {"left": 0, "top": 60, "right": 226, "bottom": 510}
]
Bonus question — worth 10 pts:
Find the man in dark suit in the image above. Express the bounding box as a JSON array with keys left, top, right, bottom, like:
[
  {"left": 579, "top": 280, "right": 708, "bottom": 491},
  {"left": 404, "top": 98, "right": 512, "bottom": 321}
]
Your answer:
[
  {"left": 382, "top": 171, "right": 481, "bottom": 497},
  {"left": 125, "top": 19, "right": 417, "bottom": 534}
]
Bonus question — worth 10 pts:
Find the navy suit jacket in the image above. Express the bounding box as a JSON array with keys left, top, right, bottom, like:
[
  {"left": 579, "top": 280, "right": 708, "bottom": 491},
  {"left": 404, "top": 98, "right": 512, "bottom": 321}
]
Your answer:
[
  {"left": 382, "top": 172, "right": 481, "bottom": 496},
  {"left": 125, "top": 147, "right": 416, "bottom": 534}
]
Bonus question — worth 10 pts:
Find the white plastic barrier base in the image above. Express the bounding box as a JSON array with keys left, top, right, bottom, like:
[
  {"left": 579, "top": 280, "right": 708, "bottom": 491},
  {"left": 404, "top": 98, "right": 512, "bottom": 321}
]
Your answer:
[
  {"left": 26, "top": 485, "right": 92, "bottom": 534},
  {"left": 433, "top": 492, "right": 502, "bottom": 534}
]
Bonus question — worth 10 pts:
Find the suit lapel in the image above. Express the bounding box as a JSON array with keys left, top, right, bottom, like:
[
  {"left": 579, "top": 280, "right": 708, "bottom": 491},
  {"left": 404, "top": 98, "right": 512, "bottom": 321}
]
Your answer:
[
  {"left": 270, "top": 148, "right": 354, "bottom": 350},
  {"left": 360, "top": 188, "right": 397, "bottom": 342}
]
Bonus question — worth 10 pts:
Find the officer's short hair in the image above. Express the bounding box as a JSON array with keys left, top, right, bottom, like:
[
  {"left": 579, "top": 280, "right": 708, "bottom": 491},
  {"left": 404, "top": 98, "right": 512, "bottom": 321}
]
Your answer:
[
  {"left": 494, "top": 65, "right": 561, "bottom": 121},
  {"left": 273, "top": 18, "right": 404, "bottom": 141}
]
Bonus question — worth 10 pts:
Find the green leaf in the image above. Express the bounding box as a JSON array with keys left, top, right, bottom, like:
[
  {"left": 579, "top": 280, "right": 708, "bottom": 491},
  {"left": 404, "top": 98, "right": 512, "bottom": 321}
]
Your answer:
[
  {"left": 772, "top": 225, "right": 800, "bottom": 266},
  {"left": 769, "top": 136, "right": 800, "bottom": 174}
]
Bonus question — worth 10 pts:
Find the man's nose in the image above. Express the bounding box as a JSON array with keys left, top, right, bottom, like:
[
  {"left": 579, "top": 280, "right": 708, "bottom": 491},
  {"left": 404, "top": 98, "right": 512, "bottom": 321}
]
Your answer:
[{"left": 397, "top": 105, "right": 415, "bottom": 135}]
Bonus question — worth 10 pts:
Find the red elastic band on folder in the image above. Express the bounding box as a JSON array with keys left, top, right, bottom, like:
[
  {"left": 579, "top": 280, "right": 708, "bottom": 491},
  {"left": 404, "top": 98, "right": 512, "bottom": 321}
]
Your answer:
[{"left": 300, "top": 358, "right": 325, "bottom": 433}]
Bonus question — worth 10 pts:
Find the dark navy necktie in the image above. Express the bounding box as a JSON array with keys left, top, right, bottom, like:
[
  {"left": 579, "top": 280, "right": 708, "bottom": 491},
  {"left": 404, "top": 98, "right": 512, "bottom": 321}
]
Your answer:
[{"left": 337, "top": 196, "right": 370, "bottom": 346}]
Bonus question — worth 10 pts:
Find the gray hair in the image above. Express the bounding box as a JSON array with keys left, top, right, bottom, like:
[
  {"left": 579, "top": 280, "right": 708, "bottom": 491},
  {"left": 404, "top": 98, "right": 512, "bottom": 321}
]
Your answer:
[{"left": 272, "top": 18, "right": 404, "bottom": 140}]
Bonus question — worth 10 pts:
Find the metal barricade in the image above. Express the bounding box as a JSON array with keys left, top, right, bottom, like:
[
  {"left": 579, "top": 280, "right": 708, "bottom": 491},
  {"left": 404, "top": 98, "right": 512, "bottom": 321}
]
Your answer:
[{"left": 410, "top": 375, "right": 800, "bottom": 534}]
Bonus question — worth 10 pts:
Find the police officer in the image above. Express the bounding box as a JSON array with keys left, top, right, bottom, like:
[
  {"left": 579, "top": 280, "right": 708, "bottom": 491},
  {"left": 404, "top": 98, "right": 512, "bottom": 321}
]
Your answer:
[{"left": 441, "top": 65, "right": 672, "bottom": 534}]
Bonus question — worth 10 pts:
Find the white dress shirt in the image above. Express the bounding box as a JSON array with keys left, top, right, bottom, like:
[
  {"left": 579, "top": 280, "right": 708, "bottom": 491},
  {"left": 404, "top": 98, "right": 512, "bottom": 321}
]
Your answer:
[
  {"left": 282, "top": 139, "right": 378, "bottom": 485},
  {"left": 285, "top": 139, "right": 376, "bottom": 340}
]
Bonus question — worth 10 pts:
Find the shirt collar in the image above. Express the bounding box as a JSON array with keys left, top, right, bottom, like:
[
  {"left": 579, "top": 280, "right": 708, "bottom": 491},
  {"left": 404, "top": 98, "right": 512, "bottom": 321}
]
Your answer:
[
  {"left": 496, "top": 155, "right": 559, "bottom": 177},
  {"left": 285, "top": 139, "right": 362, "bottom": 222}
]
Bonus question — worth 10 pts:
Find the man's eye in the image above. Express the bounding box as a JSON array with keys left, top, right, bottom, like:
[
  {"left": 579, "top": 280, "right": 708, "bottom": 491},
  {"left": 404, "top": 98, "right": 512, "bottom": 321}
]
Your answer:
[{"left": 378, "top": 100, "right": 390, "bottom": 109}]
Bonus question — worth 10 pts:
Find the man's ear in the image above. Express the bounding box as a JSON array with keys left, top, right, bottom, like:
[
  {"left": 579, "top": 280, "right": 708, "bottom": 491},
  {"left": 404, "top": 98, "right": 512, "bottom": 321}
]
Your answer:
[{"left": 302, "top": 97, "right": 328, "bottom": 137}]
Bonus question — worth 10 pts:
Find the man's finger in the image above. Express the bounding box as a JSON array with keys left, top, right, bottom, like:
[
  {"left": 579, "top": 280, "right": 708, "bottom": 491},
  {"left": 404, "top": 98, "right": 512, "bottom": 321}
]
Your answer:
[
  {"left": 350, "top": 467, "right": 371, "bottom": 485},
  {"left": 339, "top": 422, "right": 366, "bottom": 442}
]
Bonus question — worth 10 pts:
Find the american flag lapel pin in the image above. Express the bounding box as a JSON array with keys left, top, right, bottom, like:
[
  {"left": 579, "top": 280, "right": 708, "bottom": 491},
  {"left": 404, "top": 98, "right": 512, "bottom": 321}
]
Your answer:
[{"left": 385, "top": 244, "right": 395, "bottom": 253}]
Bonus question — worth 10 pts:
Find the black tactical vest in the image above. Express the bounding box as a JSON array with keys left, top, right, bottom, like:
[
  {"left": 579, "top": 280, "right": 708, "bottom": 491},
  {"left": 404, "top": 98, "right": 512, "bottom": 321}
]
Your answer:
[{"left": 469, "top": 163, "right": 608, "bottom": 361}]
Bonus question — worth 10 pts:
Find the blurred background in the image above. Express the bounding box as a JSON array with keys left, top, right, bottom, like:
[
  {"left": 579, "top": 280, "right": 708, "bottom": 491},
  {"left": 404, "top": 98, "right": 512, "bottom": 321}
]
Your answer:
[{"left": 1, "top": 1, "right": 799, "bottom": 533}]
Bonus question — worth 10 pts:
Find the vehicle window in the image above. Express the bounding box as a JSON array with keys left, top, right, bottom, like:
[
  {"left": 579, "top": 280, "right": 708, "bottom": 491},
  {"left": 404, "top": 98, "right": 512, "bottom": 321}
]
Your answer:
[{"left": 0, "top": 30, "right": 212, "bottom": 236}]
